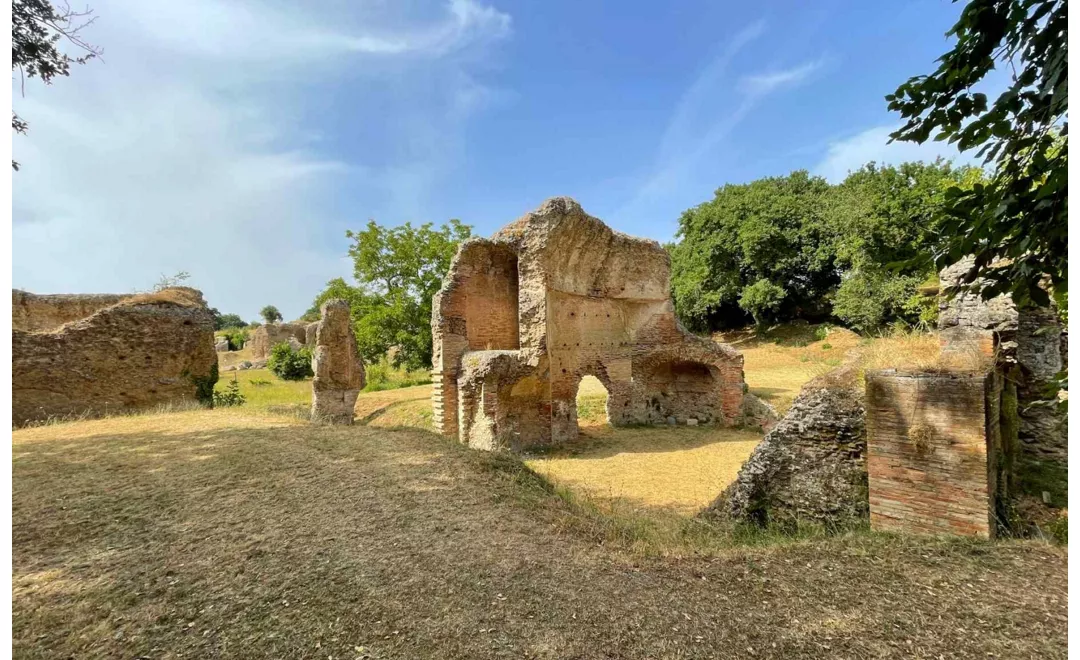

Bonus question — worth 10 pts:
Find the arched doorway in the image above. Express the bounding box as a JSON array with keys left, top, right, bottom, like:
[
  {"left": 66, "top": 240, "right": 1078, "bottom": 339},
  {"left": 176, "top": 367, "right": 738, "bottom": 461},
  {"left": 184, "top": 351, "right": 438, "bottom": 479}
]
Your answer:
[{"left": 575, "top": 374, "right": 610, "bottom": 430}]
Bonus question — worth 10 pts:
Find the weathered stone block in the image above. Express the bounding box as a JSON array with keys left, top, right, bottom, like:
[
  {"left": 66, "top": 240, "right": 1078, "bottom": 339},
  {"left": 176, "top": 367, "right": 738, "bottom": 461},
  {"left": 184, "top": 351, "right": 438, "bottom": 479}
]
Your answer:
[{"left": 311, "top": 299, "right": 365, "bottom": 425}]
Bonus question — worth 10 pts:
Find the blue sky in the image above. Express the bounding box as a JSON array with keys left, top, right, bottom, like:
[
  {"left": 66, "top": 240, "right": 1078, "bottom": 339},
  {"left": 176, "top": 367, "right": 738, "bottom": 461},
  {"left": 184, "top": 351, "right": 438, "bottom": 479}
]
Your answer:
[{"left": 12, "top": 0, "right": 984, "bottom": 321}]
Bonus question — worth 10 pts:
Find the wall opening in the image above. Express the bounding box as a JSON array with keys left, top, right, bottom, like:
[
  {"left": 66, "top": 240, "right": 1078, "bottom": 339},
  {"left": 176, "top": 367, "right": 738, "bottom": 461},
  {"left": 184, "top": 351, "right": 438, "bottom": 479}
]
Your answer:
[{"left": 575, "top": 374, "right": 610, "bottom": 429}]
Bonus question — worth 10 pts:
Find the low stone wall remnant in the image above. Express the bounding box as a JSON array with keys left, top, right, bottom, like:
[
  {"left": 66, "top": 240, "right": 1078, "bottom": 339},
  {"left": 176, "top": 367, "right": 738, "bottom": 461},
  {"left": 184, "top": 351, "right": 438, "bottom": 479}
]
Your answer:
[
  {"left": 13, "top": 287, "right": 218, "bottom": 425},
  {"left": 248, "top": 322, "right": 309, "bottom": 360},
  {"left": 706, "top": 378, "right": 868, "bottom": 528}
]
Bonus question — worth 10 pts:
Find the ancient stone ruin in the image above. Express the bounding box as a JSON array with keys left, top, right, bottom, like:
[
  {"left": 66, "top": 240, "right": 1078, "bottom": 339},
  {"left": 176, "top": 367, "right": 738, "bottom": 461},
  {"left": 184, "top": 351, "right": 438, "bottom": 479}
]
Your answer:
[
  {"left": 12, "top": 288, "right": 218, "bottom": 425},
  {"left": 431, "top": 197, "right": 747, "bottom": 451},
  {"left": 248, "top": 322, "right": 310, "bottom": 360},
  {"left": 708, "top": 373, "right": 868, "bottom": 528},
  {"left": 310, "top": 299, "right": 366, "bottom": 424},
  {"left": 865, "top": 370, "right": 1004, "bottom": 538},
  {"left": 938, "top": 258, "right": 1067, "bottom": 508}
]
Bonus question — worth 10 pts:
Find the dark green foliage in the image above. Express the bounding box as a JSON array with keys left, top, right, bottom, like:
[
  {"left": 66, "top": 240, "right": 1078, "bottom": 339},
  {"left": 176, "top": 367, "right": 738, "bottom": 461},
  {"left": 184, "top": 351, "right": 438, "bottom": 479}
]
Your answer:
[
  {"left": 670, "top": 162, "right": 969, "bottom": 332},
  {"left": 221, "top": 327, "right": 249, "bottom": 351},
  {"left": 187, "top": 362, "right": 219, "bottom": 406},
  {"left": 212, "top": 377, "right": 246, "bottom": 407},
  {"left": 214, "top": 313, "right": 247, "bottom": 330},
  {"left": 260, "top": 305, "right": 283, "bottom": 324},
  {"left": 670, "top": 171, "right": 836, "bottom": 330},
  {"left": 267, "top": 342, "right": 313, "bottom": 381},
  {"left": 886, "top": 0, "right": 1066, "bottom": 309},
  {"left": 12, "top": 0, "right": 100, "bottom": 170},
  {"left": 308, "top": 219, "right": 472, "bottom": 370}
]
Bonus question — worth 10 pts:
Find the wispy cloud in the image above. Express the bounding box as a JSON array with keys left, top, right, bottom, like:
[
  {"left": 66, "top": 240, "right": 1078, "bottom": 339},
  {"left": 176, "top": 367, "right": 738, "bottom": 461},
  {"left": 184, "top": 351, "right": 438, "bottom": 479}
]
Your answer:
[
  {"left": 812, "top": 124, "right": 980, "bottom": 183},
  {"left": 617, "top": 22, "right": 828, "bottom": 229},
  {"left": 738, "top": 58, "right": 825, "bottom": 96},
  {"left": 12, "top": 0, "right": 511, "bottom": 321}
]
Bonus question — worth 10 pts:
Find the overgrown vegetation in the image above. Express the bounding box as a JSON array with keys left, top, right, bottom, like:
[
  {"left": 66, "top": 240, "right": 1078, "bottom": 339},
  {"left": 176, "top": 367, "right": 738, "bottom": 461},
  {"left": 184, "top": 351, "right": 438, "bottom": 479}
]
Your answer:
[
  {"left": 218, "top": 327, "right": 249, "bottom": 351},
  {"left": 670, "top": 161, "right": 975, "bottom": 332},
  {"left": 307, "top": 219, "right": 472, "bottom": 370},
  {"left": 266, "top": 342, "right": 313, "bottom": 381},
  {"left": 362, "top": 356, "right": 432, "bottom": 392},
  {"left": 211, "top": 377, "right": 246, "bottom": 407}
]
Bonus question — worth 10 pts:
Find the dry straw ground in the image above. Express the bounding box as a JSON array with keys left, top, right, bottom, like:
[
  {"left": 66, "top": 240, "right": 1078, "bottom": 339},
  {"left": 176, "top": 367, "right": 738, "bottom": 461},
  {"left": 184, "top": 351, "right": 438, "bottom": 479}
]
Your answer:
[{"left": 11, "top": 327, "right": 1067, "bottom": 658}]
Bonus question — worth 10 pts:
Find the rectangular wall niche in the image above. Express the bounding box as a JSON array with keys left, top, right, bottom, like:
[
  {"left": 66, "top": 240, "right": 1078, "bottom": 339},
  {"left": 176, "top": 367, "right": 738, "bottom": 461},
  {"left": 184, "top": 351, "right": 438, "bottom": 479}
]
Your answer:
[{"left": 865, "top": 370, "right": 1003, "bottom": 539}]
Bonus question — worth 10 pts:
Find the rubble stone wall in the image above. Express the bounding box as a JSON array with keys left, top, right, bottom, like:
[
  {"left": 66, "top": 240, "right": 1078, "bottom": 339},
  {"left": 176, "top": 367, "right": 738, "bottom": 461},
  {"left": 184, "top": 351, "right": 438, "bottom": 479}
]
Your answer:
[
  {"left": 938, "top": 258, "right": 1066, "bottom": 506},
  {"left": 248, "top": 322, "right": 310, "bottom": 359},
  {"left": 13, "top": 290, "right": 132, "bottom": 332},
  {"left": 707, "top": 380, "right": 867, "bottom": 528},
  {"left": 13, "top": 287, "right": 218, "bottom": 425}
]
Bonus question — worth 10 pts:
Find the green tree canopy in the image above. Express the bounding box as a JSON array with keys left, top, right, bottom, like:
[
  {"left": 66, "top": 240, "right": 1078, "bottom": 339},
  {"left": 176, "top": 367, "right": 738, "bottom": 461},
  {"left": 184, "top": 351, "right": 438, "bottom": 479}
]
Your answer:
[
  {"left": 308, "top": 219, "right": 472, "bottom": 370},
  {"left": 886, "top": 0, "right": 1066, "bottom": 308},
  {"left": 669, "top": 161, "right": 981, "bottom": 332},
  {"left": 214, "top": 313, "right": 247, "bottom": 330},
  {"left": 260, "top": 305, "right": 283, "bottom": 324},
  {"left": 670, "top": 171, "right": 837, "bottom": 330}
]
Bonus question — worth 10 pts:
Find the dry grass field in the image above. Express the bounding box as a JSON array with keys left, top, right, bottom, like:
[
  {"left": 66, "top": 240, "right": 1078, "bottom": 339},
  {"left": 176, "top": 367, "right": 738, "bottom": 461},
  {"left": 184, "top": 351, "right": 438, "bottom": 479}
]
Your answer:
[
  {"left": 12, "top": 406, "right": 1068, "bottom": 658},
  {"left": 12, "top": 327, "right": 1066, "bottom": 658}
]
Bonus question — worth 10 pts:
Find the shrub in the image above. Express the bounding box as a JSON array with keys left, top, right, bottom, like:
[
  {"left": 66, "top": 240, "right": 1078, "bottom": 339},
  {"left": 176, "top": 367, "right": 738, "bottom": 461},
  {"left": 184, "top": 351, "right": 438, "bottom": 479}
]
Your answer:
[
  {"left": 362, "top": 356, "right": 432, "bottom": 392},
  {"left": 221, "top": 327, "right": 249, "bottom": 351},
  {"left": 267, "top": 342, "right": 313, "bottom": 381},
  {"left": 739, "top": 279, "right": 787, "bottom": 327},
  {"left": 212, "top": 377, "right": 246, "bottom": 407},
  {"left": 249, "top": 378, "right": 272, "bottom": 387}
]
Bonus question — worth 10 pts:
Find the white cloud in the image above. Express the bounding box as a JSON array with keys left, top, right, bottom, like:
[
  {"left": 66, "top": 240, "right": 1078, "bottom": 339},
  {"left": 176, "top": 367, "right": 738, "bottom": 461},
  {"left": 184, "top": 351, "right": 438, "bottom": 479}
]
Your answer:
[
  {"left": 738, "top": 58, "right": 824, "bottom": 96},
  {"left": 12, "top": 0, "right": 511, "bottom": 321},
  {"left": 812, "top": 124, "right": 982, "bottom": 183}
]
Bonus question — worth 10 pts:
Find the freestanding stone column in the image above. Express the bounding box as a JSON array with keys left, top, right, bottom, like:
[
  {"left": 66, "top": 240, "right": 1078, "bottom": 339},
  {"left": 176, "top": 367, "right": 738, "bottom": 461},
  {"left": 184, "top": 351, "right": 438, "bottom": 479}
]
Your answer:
[{"left": 311, "top": 299, "right": 365, "bottom": 424}]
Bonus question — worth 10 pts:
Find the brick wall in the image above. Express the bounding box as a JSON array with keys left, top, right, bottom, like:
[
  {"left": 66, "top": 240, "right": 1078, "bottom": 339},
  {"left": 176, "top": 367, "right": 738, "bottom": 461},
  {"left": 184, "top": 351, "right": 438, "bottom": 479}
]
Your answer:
[{"left": 865, "top": 371, "right": 1002, "bottom": 538}]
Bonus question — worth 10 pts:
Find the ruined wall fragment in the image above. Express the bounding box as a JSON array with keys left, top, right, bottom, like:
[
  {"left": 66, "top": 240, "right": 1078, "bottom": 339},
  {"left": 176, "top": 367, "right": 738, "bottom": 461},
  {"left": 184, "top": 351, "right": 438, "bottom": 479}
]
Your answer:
[
  {"left": 707, "top": 381, "right": 867, "bottom": 528},
  {"left": 248, "top": 322, "right": 310, "bottom": 360},
  {"left": 12, "top": 287, "right": 218, "bottom": 425},
  {"left": 311, "top": 299, "right": 365, "bottom": 424}
]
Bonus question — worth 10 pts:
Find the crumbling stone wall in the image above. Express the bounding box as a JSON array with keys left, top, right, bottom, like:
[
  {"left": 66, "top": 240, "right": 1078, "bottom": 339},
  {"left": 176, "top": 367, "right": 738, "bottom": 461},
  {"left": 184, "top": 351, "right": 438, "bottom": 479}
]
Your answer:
[
  {"left": 311, "top": 299, "right": 365, "bottom": 424},
  {"left": 865, "top": 370, "right": 1004, "bottom": 538},
  {"left": 248, "top": 322, "right": 309, "bottom": 360},
  {"left": 13, "top": 287, "right": 218, "bottom": 425},
  {"left": 706, "top": 380, "right": 867, "bottom": 528},
  {"left": 939, "top": 258, "right": 1066, "bottom": 506},
  {"left": 432, "top": 197, "right": 746, "bottom": 451},
  {"left": 13, "top": 290, "right": 131, "bottom": 332}
]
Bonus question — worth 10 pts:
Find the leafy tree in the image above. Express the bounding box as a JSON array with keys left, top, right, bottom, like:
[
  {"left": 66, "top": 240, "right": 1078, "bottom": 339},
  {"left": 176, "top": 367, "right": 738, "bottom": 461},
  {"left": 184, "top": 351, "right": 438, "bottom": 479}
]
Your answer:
[
  {"left": 309, "top": 219, "right": 472, "bottom": 370},
  {"left": 670, "top": 171, "right": 836, "bottom": 330},
  {"left": 738, "top": 279, "right": 787, "bottom": 327},
  {"left": 828, "top": 161, "right": 978, "bottom": 329},
  {"left": 12, "top": 0, "right": 101, "bottom": 170},
  {"left": 260, "top": 305, "right": 283, "bottom": 324},
  {"left": 215, "top": 313, "right": 247, "bottom": 330},
  {"left": 886, "top": 0, "right": 1066, "bottom": 308}
]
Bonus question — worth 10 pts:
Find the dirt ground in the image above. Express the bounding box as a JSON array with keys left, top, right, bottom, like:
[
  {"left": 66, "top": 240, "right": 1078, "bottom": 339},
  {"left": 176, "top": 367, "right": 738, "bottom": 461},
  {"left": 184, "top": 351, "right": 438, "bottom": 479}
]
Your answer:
[{"left": 12, "top": 407, "right": 1067, "bottom": 659}]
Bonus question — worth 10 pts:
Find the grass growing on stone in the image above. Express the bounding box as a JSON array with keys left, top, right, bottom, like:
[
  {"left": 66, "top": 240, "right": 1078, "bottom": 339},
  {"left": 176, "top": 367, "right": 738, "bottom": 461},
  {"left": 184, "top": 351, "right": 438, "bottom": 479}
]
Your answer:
[{"left": 12, "top": 408, "right": 1068, "bottom": 658}]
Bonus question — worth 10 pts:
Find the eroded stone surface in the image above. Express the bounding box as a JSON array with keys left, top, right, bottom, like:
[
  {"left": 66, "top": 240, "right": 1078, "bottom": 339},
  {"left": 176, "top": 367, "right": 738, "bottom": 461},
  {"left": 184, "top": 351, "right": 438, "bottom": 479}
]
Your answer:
[
  {"left": 248, "top": 322, "right": 309, "bottom": 360},
  {"left": 708, "top": 381, "right": 868, "bottom": 528},
  {"left": 12, "top": 287, "right": 218, "bottom": 425},
  {"left": 432, "top": 197, "right": 746, "bottom": 451},
  {"left": 311, "top": 299, "right": 365, "bottom": 424},
  {"left": 938, "top": 257, "right": 1066, "bottom": 501}
]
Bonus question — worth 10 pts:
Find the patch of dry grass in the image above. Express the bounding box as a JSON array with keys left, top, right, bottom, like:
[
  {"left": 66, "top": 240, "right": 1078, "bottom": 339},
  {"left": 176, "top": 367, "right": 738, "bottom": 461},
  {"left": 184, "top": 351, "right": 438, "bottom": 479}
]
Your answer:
[
  {"left": 12, "top": 408, "right": 1068, "bottom": 658},
  {"left": 525, "top": 425, "right": 761, "bottom": 514}
]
